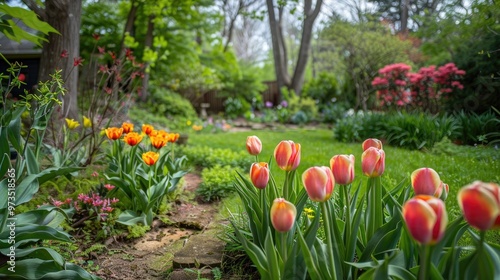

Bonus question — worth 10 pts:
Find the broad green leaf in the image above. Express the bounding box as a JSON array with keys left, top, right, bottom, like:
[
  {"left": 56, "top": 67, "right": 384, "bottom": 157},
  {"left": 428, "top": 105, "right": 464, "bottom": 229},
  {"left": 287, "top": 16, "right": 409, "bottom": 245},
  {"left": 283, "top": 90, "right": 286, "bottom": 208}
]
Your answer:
[
  {"left": 0, "top": 259, "right": 100, "bottom": 280},
  {"left": 117, "top": 210, "right": 147, "bottom": 226}
]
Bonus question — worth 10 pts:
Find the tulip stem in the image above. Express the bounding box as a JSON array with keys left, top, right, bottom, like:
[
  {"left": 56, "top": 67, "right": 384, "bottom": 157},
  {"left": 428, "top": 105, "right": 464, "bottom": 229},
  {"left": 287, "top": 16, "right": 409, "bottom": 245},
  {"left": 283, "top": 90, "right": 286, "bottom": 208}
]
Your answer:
[
  {"left": 281, "top": 232, "right": 287, "bottom": 264},
  {"left": 367, "top": 177, "right": 382, "bottom": 242},
  {"left": 418, "top": 244, "right": 431, "bottom": 280},
  {"left": 321, "top": 202, "right": 337, "bottom": 279},
  {"left": 343, "top": 184, "right": 352, "bottom": 276}
]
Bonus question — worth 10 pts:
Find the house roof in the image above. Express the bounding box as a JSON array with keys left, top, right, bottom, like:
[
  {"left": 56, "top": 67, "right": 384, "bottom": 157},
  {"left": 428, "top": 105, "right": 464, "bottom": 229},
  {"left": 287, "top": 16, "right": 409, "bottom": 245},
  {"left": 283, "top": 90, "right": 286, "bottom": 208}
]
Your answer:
[{"left": 0, "top": 21, "right": 42, "bottom": 57}]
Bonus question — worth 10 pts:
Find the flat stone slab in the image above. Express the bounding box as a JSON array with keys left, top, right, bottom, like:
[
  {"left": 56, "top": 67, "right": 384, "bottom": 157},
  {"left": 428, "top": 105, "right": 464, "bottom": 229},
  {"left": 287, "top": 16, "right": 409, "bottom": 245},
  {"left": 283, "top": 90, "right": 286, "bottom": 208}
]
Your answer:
[{"left": 172, "top": 233, "right": 225, "bottom": 269}]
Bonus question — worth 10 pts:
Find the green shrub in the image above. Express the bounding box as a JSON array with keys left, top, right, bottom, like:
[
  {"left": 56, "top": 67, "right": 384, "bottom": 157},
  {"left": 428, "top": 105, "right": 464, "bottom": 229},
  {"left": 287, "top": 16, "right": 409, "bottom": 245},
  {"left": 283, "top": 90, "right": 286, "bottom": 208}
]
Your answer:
[
  {"left": 197, "top": 165, "right": 239, "bottom": 202},
  {"left": 180, "top": 145, "right": 252, "bottom": 170},
  {"left": 302, "top": 72, "right": 339, "bottom": 111},
  {"left": 131, "top": 87, "right": 199, "bottom": 130},
  {"left": 453, "top": 110, "right": 500, "bottom": 145},
  {"left": 283, "top": 88, "right": 318, "bottom": 121},
  {"left": 320, "top": 102, "right": 349, "bottom": 124},
  {"left": 333, "top": 111, "right": 460, "bottom": 150},
  {"left": 224, "top": 97, "right": 251, "bottom": 119}
]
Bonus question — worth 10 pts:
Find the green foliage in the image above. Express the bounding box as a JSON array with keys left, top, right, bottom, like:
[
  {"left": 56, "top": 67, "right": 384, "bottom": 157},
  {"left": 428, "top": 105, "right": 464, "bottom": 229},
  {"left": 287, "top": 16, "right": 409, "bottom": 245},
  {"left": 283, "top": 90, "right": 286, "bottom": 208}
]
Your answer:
[
  {"left": 197, "top": 165, "right": 239, "bottom": 202},
  {"left": 126, "top": 224, "right": 151, "bottom": 239},
  {"left": 223, "top": 97, "right": 250, "bottom": 120},
  {"left": 0, "top": 3, "right": 58, "bottom": 47},
  {"left": 179, "top": 145, "right": 252, "bottom": 170},
  {"left": 282, "top": 88, "right": 318, "bottom": 123},
  {"left": 302, "top": 72, "right": 339, "bottom": 110},
  {"left": 333, "top": 111, "right": 460, "bottom": 150},
  {"left": 0, "top": 65, "right": 98, "bottom": 278},
  {"left": 453, "top": 110, "right": 500, "bottom": 145}
]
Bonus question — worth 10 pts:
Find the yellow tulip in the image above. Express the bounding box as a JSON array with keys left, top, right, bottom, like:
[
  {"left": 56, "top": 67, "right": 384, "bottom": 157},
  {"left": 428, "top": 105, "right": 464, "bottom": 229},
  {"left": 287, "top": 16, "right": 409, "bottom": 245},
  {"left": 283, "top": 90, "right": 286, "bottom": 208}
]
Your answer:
[{"left": 65, "top": 118, "right": 80, "bottom": 130}]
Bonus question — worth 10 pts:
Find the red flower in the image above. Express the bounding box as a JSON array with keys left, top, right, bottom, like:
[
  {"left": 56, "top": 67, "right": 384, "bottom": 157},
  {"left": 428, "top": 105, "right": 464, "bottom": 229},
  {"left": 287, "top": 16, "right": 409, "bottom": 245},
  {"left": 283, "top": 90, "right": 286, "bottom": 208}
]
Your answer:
[
  {"left": 92, "top": 33, "right": 100, "bottom": 40},
  {"left": 60, "top": 50, "right": 69, "bottom": 58},
  {"left": 73, "top": 57, "right": 84, "bottom": 66},
  {"left": 98, "top": 46, "right": 105, "bottom": 54}
]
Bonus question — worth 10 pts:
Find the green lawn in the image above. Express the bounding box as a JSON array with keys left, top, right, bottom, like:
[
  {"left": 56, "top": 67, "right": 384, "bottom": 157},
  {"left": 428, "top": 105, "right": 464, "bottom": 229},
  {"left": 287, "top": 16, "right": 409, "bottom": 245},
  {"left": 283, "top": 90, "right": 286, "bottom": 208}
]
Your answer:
[{"left": 187, "top": 127, "right": 500, "bottom": 220}]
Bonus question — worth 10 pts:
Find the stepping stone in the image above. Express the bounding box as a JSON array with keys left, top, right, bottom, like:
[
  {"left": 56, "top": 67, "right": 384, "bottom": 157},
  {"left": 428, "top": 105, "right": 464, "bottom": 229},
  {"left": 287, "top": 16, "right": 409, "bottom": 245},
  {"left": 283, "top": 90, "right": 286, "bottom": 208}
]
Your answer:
[{"left": 172, "top": 233, "right": 225, "bottom": 269}]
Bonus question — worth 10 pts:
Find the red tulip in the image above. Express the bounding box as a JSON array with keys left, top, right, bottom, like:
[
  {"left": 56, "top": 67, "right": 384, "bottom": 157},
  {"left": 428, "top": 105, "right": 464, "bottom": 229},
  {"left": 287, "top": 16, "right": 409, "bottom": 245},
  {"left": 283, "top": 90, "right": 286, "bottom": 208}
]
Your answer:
[
  {"left": 246, "top": 136, "right": 262, "bottom": 156},
  {"left": 274, "top": 140, "right": 301, "bottom": 171},
  {"left": 362, "top": 138, "right": 383, "bottom": 151},
  {"left": 302, "top": 166, "right": 335, "bottom": 202},
  {"left": 402, "top": 195, "right": 448, "bottom": 245},
  {"left": 330, "top": 154, "right": 355, "bottom": 185},
  {"left": 361, "top": 147, "right": 385, "bottom": 177},
  {"left": 270, "top": 198, "right": 297, "bottom": 232},
  {"left": 250, "top": 162, "right": 269, "bottom": 189},
  {"left": 458, "top": 181, "right": 500, "bottom": 231},
  {"left": 411, "top": 168, "right": 442, "bottom": 196}
]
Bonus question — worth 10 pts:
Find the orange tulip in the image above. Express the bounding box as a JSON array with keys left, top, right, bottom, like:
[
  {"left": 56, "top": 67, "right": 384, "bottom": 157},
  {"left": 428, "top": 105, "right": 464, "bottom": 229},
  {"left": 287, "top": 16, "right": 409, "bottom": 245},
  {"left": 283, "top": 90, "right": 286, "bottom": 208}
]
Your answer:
[
  {"left": 362, "top": 138, "right": 383, "bottom": 151},
  {"left": 302, "top": 166, "right": 335, "bottom": 202},
  {"left": 270, "top": 198, "right": 297, "bottom": 232},
  {"left": 361, "top": 147, "right": 385, "bottom": 177},
  {"left": 169, "top": 133, "right": 180, "bottom": 143},
  {"left": 274, "top": 140, "right": 301, "bottom": 171},
  {"left": 457, "top": 181, "right": 500, "bottom": 231},
  {"left": 142, "top": 124, "right": 154, "bottom": 136},
  {"left": 411, "top": 168, "right": 442, "bottom": 196},
  {"left": 330, "top": 154, "right": 355, "bottom": 185},
  {"left": 142, "top": 151, "right": 159, "bottom": 166},
  {"left": 105, "top": 127, "right": 123, "bottom": 140},
  {"left": 402, "top": 195, "right": 448, "bottom": 245},
  {"left": 122, "top": 122, "right": 134, "bottom": 134},
  {"left": 150, "top": 135, "right": 168, "bottom": 149},
  {"left": 123, "top": 132, "right": 143, "bottom": 146},
  {"left": 246, "top": 136, "right": 262, "bottom": 156},
  {"left": 250, "top": 162, "right": 269, "bottom": 189}
]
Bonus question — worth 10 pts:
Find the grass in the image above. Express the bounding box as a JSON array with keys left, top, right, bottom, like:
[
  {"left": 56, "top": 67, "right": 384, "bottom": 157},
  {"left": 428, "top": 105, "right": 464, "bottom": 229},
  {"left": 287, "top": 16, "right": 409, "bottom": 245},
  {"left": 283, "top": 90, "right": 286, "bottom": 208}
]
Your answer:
[{"left": 187, "top": 127, "right": 500, "bottom": 221}]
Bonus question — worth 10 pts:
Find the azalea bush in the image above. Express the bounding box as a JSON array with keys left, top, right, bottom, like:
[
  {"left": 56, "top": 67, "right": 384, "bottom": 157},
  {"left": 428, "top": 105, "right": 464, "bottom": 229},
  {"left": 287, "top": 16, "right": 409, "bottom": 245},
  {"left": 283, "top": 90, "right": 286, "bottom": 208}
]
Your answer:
[
  {"left": 229, "top": 135, "right": 500, "bottom": 279},
  {"left": 102, "top": 123, "right": 188, "bottom": 226},
  {"left": 372, "top": 62, "right": 465, "bottom": 112}
]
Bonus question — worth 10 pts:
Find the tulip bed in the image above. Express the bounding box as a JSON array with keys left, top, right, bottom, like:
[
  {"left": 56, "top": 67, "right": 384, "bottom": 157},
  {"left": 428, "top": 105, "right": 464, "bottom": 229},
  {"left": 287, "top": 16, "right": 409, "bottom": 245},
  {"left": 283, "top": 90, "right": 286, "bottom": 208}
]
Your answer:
[{"left": 189, "top": 128, "right": 500, "bottom": 279}]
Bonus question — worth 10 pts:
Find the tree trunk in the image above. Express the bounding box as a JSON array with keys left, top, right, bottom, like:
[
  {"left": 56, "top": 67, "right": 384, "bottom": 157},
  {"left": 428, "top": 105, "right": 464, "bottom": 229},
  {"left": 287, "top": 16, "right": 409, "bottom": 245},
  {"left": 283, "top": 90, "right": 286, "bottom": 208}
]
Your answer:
[
  {"left": 37, "top": 0, "right": 82, "bottom": 120},
  {"left": 119, "top": 0, "right": 139, "bottom": 57},
  {"left": 291, "top": 0, "right": 322, "bottom": 95},
  {"left": 140, "top": 14, "right": 155, "bottom": 102},
  {"left": 400, "top": 0, "right": 409, "bottom": 35},
  {"left": 266, "top": 0, "right": 290, "bottom": 98}
]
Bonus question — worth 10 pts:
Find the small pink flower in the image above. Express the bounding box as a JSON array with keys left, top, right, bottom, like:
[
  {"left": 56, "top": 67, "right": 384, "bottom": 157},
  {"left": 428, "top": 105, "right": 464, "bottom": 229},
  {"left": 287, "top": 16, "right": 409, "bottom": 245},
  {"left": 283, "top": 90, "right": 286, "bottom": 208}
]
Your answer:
[
  {"left": 98, "top": 46, "right": 105, "bottom": 54},
  {"left": 51, "top": 199, "right": 64, "bottom": 207},
  {"left": 60, "top": 50, "right": 68, "bottom": 58},
  {"left": 111, "top": 198, "right": 120, "bottom": 204},
  {"left": 104, "top": 184, "right": 115, "bottom": 191},
  {"left": 73, "top": 57, "right": 84, "bottom": 66},
  {"left": 91, "top": 171, "right": 99, "bottom": 177}
]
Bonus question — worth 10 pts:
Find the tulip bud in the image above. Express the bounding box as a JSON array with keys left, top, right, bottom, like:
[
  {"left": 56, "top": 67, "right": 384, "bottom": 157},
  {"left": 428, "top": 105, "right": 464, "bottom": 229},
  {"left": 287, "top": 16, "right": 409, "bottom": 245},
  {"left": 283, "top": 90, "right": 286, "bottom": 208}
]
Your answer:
[
  {"left": 402, "top": 195, "right": 448, "bottom": 245},
  {"left": 250, "top": 162, "right": 269, "bottom": 189},
  {"left": 270, "top": 198, "right": 297, "bottom": 232},
  {"left": 361, "top": 147, "right": 385, "bottom": 177},
  {"left": 246, "top": 136, "right": 262, "bottom": 156},
  {"left": 435, "top": 181, "right": 449, "bottom": 201},
  {"left": 362, "top": 138, "right": 383, "bottom": 151},
  {"left": 330, "top": 154, "right": 355, "bottom": 185},
  {"left": 274, "top": 140, "right": 301, "bottom": 171},
  {"left": 302, "top": 166, "right": 335, "bottom": 202},
  {"left": 458, "top": 181, "right": 500, "bottom": 231},
  {"left": 411, "top": 168, "right": 442, "bottom": 196}
]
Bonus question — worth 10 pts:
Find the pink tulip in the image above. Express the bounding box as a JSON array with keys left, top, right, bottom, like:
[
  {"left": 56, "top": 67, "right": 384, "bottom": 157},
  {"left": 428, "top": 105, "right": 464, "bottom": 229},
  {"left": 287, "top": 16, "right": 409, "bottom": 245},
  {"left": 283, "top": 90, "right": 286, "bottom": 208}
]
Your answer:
[
  {"left": 458, "top": 181, "right": 500, "bottom": 231},
  {"left": 302, "top": 166, "right": 335, "bottom": 202},
  {"left": 411, "top": 168, "right": 442, "bottom": 196},
  {"left": 402, "top": 195, "right": 448, "bottom": 245},
  {"left": 362, "top": 138, "right": 383, "bottom": 151},
  {"left": 250, "top": 162, "right": 270, "bottom": 189},
  {"left": 270, "top": 198, "right": 297, "bottom": 232},
  {"left": 361, "top": 147, "right": 385, "bottom": 177},
  {"left": 246, "top": 136, "right": 262, "bottom": 156},
  {"left": 330, "top": 154, "right": 355, "bottom": 185},
  {"left": 274, "top": 140, "right": 301, "bottom": 171}
]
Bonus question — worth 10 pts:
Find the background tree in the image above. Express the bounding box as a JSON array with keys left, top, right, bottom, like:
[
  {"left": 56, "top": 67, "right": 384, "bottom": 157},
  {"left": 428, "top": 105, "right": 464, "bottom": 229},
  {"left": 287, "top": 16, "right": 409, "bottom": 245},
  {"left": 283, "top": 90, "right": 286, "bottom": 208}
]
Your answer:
[
  {"left": 23, "top": 0, "right": 82, "bottom": 120},
  {"left": 266, "top": 0, "right": 322, "bottom": 96}
]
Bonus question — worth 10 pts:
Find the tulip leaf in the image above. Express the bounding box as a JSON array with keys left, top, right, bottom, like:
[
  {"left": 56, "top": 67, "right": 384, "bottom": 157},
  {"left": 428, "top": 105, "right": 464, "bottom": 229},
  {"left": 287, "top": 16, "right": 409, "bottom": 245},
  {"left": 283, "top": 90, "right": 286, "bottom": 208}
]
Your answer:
[
  {"left": 388, "top": 265, "right": 417, "bottom": 280},
  {"left": 264, "top": 231, "right": 281, "bottom": 279},
  {"left": 230, "top": 220, "right": 269, "bottom": 279},
  {"left": 0, "top": 259, "right": 100, "bottom": 280},
  {"left": 359, "top": 211, "right": 403, "bottom": 262},
  {"left": 297, "top": 230, "right": 323, "bottom": 280},
  {"left": 117, "top": 210, "right": 147, "bottom": 226}
]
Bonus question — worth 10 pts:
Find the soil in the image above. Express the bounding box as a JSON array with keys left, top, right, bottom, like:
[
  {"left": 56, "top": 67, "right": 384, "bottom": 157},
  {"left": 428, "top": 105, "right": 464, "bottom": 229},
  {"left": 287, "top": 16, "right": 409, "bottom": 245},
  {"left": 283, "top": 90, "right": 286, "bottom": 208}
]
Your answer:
[{"left": 85, "top": 173, "right": 225, "bottom": 280}]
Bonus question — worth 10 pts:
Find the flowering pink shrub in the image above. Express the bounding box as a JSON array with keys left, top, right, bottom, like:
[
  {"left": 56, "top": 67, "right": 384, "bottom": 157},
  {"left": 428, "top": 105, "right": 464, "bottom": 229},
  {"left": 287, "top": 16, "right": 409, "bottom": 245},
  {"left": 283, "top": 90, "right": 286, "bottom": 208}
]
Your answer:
[
  {"left": 372, "top": 62, "right": 465, "bottom": 112},
  {"left": 371, "top": 63, "right": 412, "bottom": 109}
]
